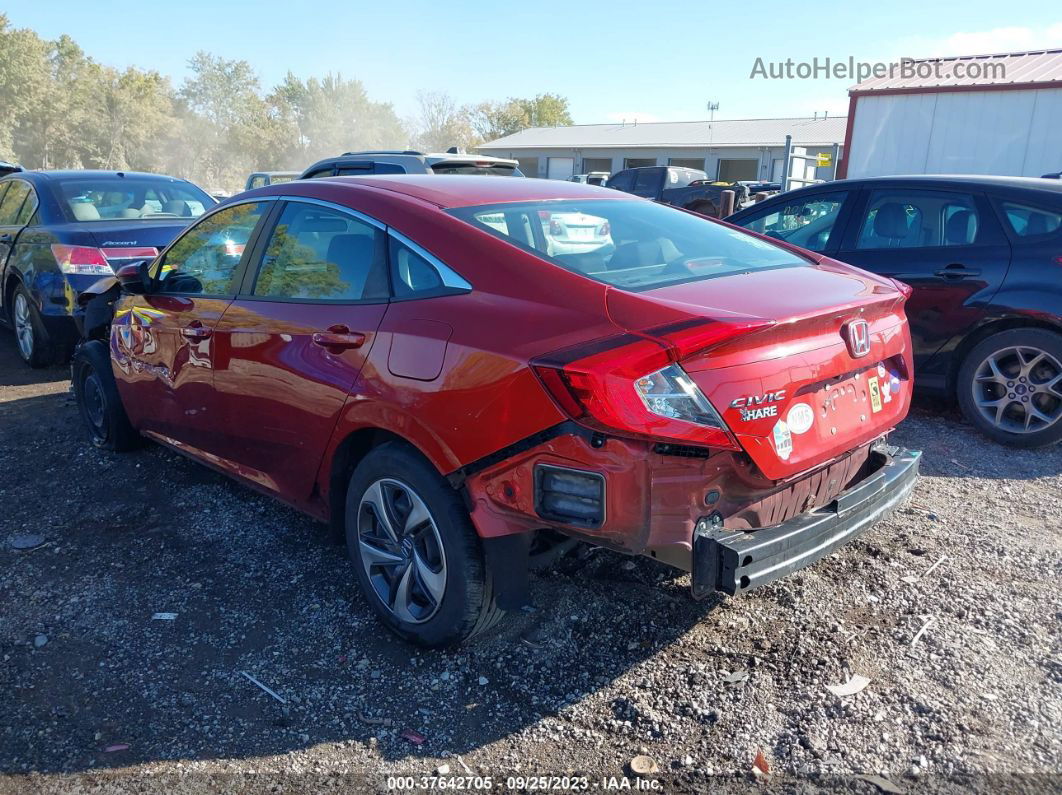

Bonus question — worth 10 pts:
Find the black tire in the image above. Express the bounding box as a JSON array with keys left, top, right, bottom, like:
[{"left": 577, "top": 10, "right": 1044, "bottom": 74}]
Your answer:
[
  {"left": 71, "top": 340, "right": 141, "bottom": 452},
  {"left": 957, "top": 328, "right": 1062, "bottom": 449},
  {"left": 10, "top": 284, "right": 54, "bottom": 368},
  {"left": 345, "top": 442, "right": 504, "bottom": 647}
]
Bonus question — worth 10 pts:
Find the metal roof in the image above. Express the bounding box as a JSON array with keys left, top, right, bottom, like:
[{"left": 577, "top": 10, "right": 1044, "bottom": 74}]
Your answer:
[
  {"left": 850, "top": 49, "right": 1062, "bottom": 93},
  {"left": 478, "top": 116, "right": 847, "bottom": 151}
]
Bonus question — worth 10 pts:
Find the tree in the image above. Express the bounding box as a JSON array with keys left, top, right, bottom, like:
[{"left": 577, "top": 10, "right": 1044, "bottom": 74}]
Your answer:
[
  {"left": 269, "top": 73, "right": 407, "bottom": 163},
  {"left": 470, "top": 93, "right": 573, "bottom": 142},
  {"left": 0, "top": 15, "right": 49, "bottom": 162},
  {"left": 414, "top": 91, "right": 478, "bottom": 153}
]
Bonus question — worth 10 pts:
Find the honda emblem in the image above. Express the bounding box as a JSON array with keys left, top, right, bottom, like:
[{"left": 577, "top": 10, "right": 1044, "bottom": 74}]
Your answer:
[{"left": 844, "top": 319, "right": 871, "bottom": 358}]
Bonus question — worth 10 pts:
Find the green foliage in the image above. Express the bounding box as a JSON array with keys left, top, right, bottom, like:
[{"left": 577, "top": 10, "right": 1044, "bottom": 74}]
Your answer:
[
  {"left": 470, "top": 93, "right": 574, "bottom": 142},
  {"left": 0, "top": 17, "right": 573, "bottom": 190}
]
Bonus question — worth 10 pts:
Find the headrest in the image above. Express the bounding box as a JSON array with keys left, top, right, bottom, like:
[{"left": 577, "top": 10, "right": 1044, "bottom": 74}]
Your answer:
[
  {"left": 873, "top": 203, "right": 911, "bottom": 239},
  {"left": 70, "top": 202, "right": 100, "bottom": 221},
  {"left": 945, "top": 210, "right": 974, "bottom": 245},
  {"left": 326, "top": 233, "right": 374, "bottom": 265}
]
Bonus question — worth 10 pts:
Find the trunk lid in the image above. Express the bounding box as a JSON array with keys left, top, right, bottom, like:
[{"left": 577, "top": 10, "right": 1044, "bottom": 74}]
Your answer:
[
  {"left": 608, "top": 259, "right": 913, "bottom": 480},
  {"left": 78, "top": 219, "right": 196, "bottom": 268}
]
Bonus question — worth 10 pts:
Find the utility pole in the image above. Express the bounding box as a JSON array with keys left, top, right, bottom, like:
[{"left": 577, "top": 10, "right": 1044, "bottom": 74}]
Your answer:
[{"left": 706, "top": 101, "right": 719, "bottom": 177}]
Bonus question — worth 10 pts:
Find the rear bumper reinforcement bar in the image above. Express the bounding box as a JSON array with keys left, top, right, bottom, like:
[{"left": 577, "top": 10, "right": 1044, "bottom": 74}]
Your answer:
[{"left": 692, "top": 444, "right": 921, "bottom": 598}]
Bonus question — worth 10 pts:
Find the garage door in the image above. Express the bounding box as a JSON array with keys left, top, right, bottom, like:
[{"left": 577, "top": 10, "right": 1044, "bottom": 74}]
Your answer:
[
  {"left": 546, "top": 157, "right": 575, "bottom": 180},
  {"left": 717, "top": 159, "right": 758, "bottom": 181}
]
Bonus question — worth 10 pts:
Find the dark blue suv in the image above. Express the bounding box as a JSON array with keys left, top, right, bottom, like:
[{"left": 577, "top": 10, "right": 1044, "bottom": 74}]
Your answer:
[{"left": 0, "top": 170, "right": 214, "bottom": 367}]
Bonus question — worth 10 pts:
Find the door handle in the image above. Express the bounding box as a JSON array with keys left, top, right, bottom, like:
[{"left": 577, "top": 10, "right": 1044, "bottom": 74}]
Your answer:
[
  {"left": 0, "top": 233, "right": 12, "bottom": 244},
  {"left": 312, "top": 330, "right": 366, "bottom": 350},
  {"left": 181, "top": 325, "right": 213, "bottom": 340},
  {"left": 934, "top": 263, "right": 981, "bottom": 279}
]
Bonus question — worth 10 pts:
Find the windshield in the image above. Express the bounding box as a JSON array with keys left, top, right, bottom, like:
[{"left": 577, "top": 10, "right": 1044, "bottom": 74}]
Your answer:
[
  {"left": 430, "top": 162, "right": 520, "bottom": 177},
  {"left": 449, "top": 199, "right": 807, "bottom": 291},
  {"left": 56, "top": 176, "right": 213, "bottom": 222}
]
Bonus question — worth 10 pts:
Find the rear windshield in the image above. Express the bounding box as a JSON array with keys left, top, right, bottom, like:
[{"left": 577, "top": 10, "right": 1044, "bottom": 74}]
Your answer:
[
  {"left": 430, "top": 162, "right": 520, "bottom": 177},
  {"left": 56, "top": 176, "right": 213, "bottom": 222},
  {"left": 449, "top": 199, "right": 807, "bottom": 291}
]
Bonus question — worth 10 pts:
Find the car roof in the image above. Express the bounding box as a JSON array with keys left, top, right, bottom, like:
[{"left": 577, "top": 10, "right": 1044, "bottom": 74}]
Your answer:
[
  {"left": 17, "top": 170, "right": 198, "bottom": 182},
  {"left": 820, "top": 174, "right": 1062, "bottom": 193},
  {"left": 309, "top": 174, "right": 627, "bottom": 208}
]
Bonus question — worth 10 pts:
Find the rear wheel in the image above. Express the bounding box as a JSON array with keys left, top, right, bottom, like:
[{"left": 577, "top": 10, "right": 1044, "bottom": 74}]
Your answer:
[
  {"left": 72, "top": 340, "right": 141, "bottom": 451},
  {"left": 345, "top": 443, "right": 504, "bottom": 646},
  {"left": 11, "top": 285, "right": 53, "bottom": 368},
  {"left": 957, "top": 328, "right": 1062, "bottom": 448}
]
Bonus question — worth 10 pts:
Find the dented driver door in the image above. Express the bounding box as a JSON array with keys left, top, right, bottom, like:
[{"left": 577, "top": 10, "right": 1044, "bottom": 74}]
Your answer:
[{"left": 111, "top": 201, "right": 272, "bottom": 457}]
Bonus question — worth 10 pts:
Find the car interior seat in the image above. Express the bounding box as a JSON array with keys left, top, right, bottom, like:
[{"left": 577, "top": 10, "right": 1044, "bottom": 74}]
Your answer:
[
  {"left": 325, "top": 233, "right": 376, "bottom": 299},
  {"left": 945, "top": 209, "right": 977, "bottom": 245},
  {"left": 70, "top": 203, "right": 101, "bottom": 221}
]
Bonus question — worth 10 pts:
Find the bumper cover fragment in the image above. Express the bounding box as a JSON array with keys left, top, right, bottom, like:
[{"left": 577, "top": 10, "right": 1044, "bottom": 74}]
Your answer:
[{"left": 692, "top": 444, "right": 921, "bottom": 598}]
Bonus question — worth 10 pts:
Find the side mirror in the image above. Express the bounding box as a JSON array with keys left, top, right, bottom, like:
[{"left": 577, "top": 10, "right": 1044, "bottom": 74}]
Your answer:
[{"left": 115, "top": 260, "right": 152, "bottom": 294}]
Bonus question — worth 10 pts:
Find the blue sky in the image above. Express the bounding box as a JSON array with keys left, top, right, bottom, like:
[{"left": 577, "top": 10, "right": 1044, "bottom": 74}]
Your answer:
[{"left": 6, "top": 1, "right": 1062, "bottom": 125}]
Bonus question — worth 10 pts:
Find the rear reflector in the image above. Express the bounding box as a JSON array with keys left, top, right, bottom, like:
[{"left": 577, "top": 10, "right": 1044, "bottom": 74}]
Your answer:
[{"left": 534, "top": 465, "right": 605, "bottom": 528}]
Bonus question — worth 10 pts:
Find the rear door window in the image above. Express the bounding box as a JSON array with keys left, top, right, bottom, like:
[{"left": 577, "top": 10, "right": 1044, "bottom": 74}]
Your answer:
[
  {"left": 251, "top": 202, "right": 387, "bottom": 301},
  {"left": 855, "top": 190, "right": 980, "bottom": 250},
  {"left": 631, "top": 169, "right": 660, "bottom": 198},
  {"left": 0, "top": 180, "right": 30, "bottom": 225},
  {"left": 14, "top": 186, "right": 38, "bottom": 225},
  {"left": 736, "top": 192, "right": 848, "bottom": 252},
  {"left": 1000, "top": 201, "right": 1062, "bottom": 238}
]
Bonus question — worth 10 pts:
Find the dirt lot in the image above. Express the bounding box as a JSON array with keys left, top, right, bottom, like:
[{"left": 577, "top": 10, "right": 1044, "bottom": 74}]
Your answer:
[{"left": 1, "top": 329, "right": 1060, "bottom": 793}]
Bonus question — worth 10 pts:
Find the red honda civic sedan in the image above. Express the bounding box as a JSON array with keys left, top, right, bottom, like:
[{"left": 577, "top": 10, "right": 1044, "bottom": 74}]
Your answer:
[{"left": 72, "top": 175, "right": 921, "bottom": 646}]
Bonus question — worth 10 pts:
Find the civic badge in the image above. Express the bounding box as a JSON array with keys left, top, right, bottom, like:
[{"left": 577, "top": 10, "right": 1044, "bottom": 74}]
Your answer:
[{"left": 844, "top": 319, "right": 871, "bottom": 358}]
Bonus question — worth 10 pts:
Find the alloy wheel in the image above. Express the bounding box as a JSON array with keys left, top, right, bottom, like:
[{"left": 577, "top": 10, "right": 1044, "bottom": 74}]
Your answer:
[
  {"left": 13, "top": 293, "right": 34, "bottom": 360},
  {"left": 357, "top": 478, "right": 447, "bottom": 623},
  {"left": 971, "top": 345, "right": 1062, "bottom": 434}
]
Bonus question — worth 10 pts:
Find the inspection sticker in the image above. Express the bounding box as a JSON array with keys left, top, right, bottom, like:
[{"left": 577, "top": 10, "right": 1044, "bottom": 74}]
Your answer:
[
  {"left": 773, "top": 420, "right": 793, "bottom": 460},
  {"left": 868, "top": 376, "right": 883, "bottom": 413},
  {"left": 786, "top": 402, "right": 815, "bottom": 434}
]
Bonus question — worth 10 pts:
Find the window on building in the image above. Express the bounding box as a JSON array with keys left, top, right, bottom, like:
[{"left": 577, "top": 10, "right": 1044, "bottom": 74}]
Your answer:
[
  {"left": 623, "top": 158, "right": 656, "bottom": 169},
  {"left": 669, "top": 158, "right": 705, "bottom": 170}
]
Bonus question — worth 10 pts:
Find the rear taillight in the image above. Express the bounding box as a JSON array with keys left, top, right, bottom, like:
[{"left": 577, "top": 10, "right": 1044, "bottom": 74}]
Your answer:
[
  {"left": 532, "top": 332, "right": 737, "bottom": 449},
  {"left": 599, "top": 221, "right": 610, "bottom": 237},
  {"left": 51, "top": 245, "right": 112, "bottom": 276}
]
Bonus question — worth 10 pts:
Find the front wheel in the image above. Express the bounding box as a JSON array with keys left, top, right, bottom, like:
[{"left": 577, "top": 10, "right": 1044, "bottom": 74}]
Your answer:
[
  {"left": 345, "top": 443, "right": 504, "bottom": 646},
  {"left": 71, "top": 340, "right": 141, "bottom": 451},
  {"left": 957, "top": 328, "right": 1062, "bottom": 448}
]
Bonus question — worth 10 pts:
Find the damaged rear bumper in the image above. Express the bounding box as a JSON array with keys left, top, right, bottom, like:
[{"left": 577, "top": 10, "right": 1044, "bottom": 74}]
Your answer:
[{"left": 692, "top": 443, "right": 921, "bottom": 598}]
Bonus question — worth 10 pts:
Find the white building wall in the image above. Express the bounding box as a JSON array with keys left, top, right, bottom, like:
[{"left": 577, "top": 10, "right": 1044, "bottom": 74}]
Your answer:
[
  {"left": 847, "top": 88, "right": 1062, "bottom": 178},
  {"left": 482, "top": 146, "right": 840, "bottom": 180}
]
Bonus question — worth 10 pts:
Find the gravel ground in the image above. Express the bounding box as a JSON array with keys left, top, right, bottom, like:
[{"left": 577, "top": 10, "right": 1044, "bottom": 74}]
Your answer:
[{"left": 1, "top": 330, "right": 1060, "bottom": 794}]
